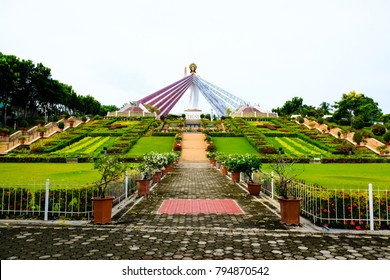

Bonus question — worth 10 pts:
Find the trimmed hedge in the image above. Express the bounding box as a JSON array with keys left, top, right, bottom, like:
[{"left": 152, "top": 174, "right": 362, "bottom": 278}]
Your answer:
[{"left": 0, "top": 157, "right": 67, "bottom": 163}]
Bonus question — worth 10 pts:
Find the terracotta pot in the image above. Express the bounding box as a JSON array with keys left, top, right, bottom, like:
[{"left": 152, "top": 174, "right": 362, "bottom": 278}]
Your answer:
[
  {"left": 278, "top": 196, "right": 301, "bottom": 225},
  {"left": 163, "top": 164, "right": 173, "bottom": 174},
  {"left": 153, "top": 171, "right": 162, "bottom": 183},
  {"left": 210, "top": 159, "right": 216, "bottom": 166},
  {"left": 91, "top": 196, "right": 114, "bottom": 224},
  {"left": 231, "top": 171, "right": 240, "bottom": 183},
  {"left": 221, "top": 166, "right": 228, "bottom": 176},
  {"left": 39, "top": 132, "right": 44, "bottom": 137},
  {"left": 137, "top": 179, "right": 151, "bottom": 196},
  {"left": 247, "top": 182, "right": 261, "bottom": 196}
]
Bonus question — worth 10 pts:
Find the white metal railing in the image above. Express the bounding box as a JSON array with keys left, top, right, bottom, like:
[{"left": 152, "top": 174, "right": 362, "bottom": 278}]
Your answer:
[
  {"left": 0, "top": 172, "right": 137, "bottom": 221},
  {"left": 259, "top": 172, "right": 389, "bottom": 230}
]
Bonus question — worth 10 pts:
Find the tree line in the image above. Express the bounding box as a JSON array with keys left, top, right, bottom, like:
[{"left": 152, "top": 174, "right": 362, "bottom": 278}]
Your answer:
[
  {"left": 0, "top": 52, "right": 118, "bottom": 128},
  {"left": 272, "top": 92, "right": 389, "bottom": 127}
]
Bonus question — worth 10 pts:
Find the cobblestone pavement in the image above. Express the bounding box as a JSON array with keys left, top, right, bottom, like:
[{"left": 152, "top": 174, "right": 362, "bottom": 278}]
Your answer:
[{"left": 1, "top": 162, "right": 389, "bottom": 260}]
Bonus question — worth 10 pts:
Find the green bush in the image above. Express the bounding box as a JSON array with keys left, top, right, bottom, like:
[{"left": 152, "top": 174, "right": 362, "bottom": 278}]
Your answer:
[
  {"left": 383, "top": 131, "right": 390, "bottom": 144},
  {"left": 371, "top": 123, "right": 386, "bottom": 136}
]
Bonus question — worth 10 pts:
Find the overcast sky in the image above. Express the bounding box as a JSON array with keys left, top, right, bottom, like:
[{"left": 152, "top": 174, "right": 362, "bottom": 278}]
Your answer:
[{"left": 1, "top": 0, "right": 390, "bottom": 114}]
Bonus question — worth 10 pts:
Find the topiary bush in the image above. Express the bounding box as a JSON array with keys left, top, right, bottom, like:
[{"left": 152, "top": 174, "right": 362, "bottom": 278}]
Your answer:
[
  {"left": 383, "top": 131, "right": 390, "bottom": 144},
  {"left": 371, "top": 123, "right": 386, "bottom": 136}
]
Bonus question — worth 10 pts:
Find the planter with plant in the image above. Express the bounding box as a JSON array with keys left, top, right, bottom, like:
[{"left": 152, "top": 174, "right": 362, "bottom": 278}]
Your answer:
[
  {"left": 135, "top": 162, "right": 154, "bottom": 196},
  {"left": 215, "top": 152, "right": 228, "bottom": 175},
  {"left": 57, "top": 121, "right": 65, "bottom": 131},
  {"left": 143, "top": 152, "right": 168, "bottom": 183},
  {"left": 92, "top": 155, "right": 127, "bottom": 224},
  {"left": 206, "top": 152, "right": 217, "bottom": 166},
  {"left": 352, "top": 131, "right": 363, "bottom": 145},
  {"left": 18, "top": 136, "right": 27, "bottom": 144},
  {"left": 68, "top": 119, "right": 75, "bottom": 127},
  {"left": 271, "top": 155, "right": 303, "bottom": 225},
  {"left": 37, "top": 127, "right": 47, "bottom": 137},
  {"left": 224, "top": 154, "right": 262, "bottom": 188},
  {"left": 377, "top": 145, "right": 388, "bottom": 155},
  {"left": 383, "top": 131, "right": 390, "bottom": 146}
]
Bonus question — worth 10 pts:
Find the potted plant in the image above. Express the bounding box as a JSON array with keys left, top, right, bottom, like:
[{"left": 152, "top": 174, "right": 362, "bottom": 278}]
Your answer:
[
  {"left": 57, "top": 121, "right": 65, "bottom": 131},
  {"left": 135, "top": 162, "right": 154, "bottom": 196},
  {"left": 18, "top": 136, "right": 27, "bottom": 144},
  {"left": 143, "top": 152, "right": 168, "bottom": 183},
  {"left": 353, "top": 131, "right": 363, "bottom": 146},
  {"left": 92, "top": 155, "right": 127, "bottom": 224},
  {"left": 215, "top": 152, "right": 228, "bottom": 175},
  {"left": 224, "top": 154, "right": 261, "bottom": 186},
  {"left": 0, "top": 128, "right": 10, "bottom": 137},
  {"left": 37, "top": 127, "right": 47, "bottom": 137},
  {"left": 377, "top": 145, "right": 387, "bottom": 155},
  {"left": 206, "top": 152, "right": 217, "bottom": 166},
  {"left": 383, "top": 131, "right": 390, "bottom": 146},
  {"left": 271, "top": 155, "right": 303, "bottom": 225},
  {"left": 81, "top": 116, "right": 88, "bottom": 123},
  {"left": 241, "top": 154, "right": 262, "bottom": 196},
  {"left": 68, "top": 119, "right": 75, "bottom": 127}
]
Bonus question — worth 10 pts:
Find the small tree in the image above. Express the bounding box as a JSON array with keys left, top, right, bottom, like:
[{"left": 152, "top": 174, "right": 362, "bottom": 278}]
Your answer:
[
  {"left": 270, "top": 156, "right": 303, "bottom": 199},
  {"left": 353, "top": 131, "right": 363, "bottom": 144},
  {"left": 94, "top": 155, "right": 127, "bottom": 198}
]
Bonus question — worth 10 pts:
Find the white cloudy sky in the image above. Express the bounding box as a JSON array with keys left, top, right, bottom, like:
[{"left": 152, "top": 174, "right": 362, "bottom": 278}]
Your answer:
[{"left": 1, "top": 0, "right": 390, "bottom": 114}]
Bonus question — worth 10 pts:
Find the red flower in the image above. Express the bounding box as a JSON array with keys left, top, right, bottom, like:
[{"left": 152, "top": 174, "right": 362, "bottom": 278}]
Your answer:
[{"left": 350, "top": 221, "right": 355, "bottom": 225}]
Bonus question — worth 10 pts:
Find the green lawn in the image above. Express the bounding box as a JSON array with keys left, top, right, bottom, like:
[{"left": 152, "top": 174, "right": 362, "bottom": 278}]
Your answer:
[
  {"left": 213, "top": 137, "right": 259, "bottom": 154},
  {"left": 0, "top": 163, "right": 99, "bottom": 186},
  {"left": 263, "top": 163, "right": 390, "bottom": 190},
  {"left": 127, "top": 136, "right": 175, "bottom": 156}
]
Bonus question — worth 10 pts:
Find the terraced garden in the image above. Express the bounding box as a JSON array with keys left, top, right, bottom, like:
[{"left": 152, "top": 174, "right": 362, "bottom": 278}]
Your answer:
[
  {"left": 266, "top": 137, "right": 332, "bottom": 158},
  {"left": 52, "top": 136, "right": 117, "bottom": 157}
]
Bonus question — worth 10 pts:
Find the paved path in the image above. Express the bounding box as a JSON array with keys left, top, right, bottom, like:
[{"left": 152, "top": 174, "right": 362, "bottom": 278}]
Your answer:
[{"left": 1, "top": 161, "right": 389, "bottom": 260}]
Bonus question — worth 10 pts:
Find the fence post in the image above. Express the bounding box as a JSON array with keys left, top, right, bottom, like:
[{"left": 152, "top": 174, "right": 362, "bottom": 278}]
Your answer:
[
  {"left": 271, "top": 171, "right": 274, "bottom": 199},
  {"left": 369, "top": 183, "right": 374, "bottom": 231},
  {"left": 44, "top": 179, "right": 50, "bottom": 221},
  {"left": 125, "top": 171, "right": 128, "bottom": 198}
]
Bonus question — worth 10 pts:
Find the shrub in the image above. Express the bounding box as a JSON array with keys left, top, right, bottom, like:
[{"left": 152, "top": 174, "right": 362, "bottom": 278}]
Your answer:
[
  {"left": 371, "top": 124, "right": 386, "bottom": 136},
  {"left": 352, "top": 131, "right": 363, "bottom": 144},
  {"left": 57, "top": 121, "right": 65, "bottom": 130},
  {"left": 206, "top": 143, "right": 217, "bottom": 152},
  {"left": 383, "top": 131, "right": 390, "bottom": 144}
]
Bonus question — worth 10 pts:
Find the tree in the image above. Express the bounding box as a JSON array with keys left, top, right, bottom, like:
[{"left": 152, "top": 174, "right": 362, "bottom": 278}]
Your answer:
[
  {"left": 333, "top": 91, "right": 382, "bottom": 124},
  {"left": 94, "top": 155, "right": 127, "bottom": 198},
  {"left": 317, "top": 102, "right": 332, "bottom": 115},
  {"left": 273, "top": 97, "right": 303, "bottom": 116}
]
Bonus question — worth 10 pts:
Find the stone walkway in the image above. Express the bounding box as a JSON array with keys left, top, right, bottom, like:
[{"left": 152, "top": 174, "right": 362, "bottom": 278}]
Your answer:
[
  {"left": 1, "top": 134, "right": 390, "bottom": 260},
  {"left": 1, "top": 161, "right": 389, "bottom": 260}
]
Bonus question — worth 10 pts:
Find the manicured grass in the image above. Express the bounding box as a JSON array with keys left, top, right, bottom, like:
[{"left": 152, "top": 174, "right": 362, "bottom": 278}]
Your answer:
[
  {"left": 0, "top": 163, "right": 100, "bottom": 186},
  {"left": 213, "top": 137, "right": 259, "bottom": 154},
  {"left": 127, "top": 136, "right": 175, "bottom": 157},
  {"left": 263, "top": 163, "right": 390, "bottom": 190},
  {"left": 266, "top": 137, "right": 332, "bottom": 158}
]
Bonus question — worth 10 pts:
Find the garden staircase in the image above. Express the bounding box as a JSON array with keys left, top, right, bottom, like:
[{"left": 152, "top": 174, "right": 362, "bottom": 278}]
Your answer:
[
  {"left": 0, "top": 117, "right": 84, "bottom": 154},
  {"left": 302, "top": 118, "right": 390, "bottom": 156}
]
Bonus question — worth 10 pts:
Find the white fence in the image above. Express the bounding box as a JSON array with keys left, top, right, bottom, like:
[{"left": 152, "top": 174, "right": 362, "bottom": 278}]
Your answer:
[
  {"left": 260, "top": 173, "right": 390, "bottom": 230},
  {"left": 0, "top": 172, "right": 137, "bottom": 221}
]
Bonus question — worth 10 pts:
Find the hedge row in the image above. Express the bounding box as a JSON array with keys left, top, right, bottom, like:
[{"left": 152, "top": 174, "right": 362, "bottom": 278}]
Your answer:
[{"left": 0, "top": 157, "right": 67, "bottom": 163}]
